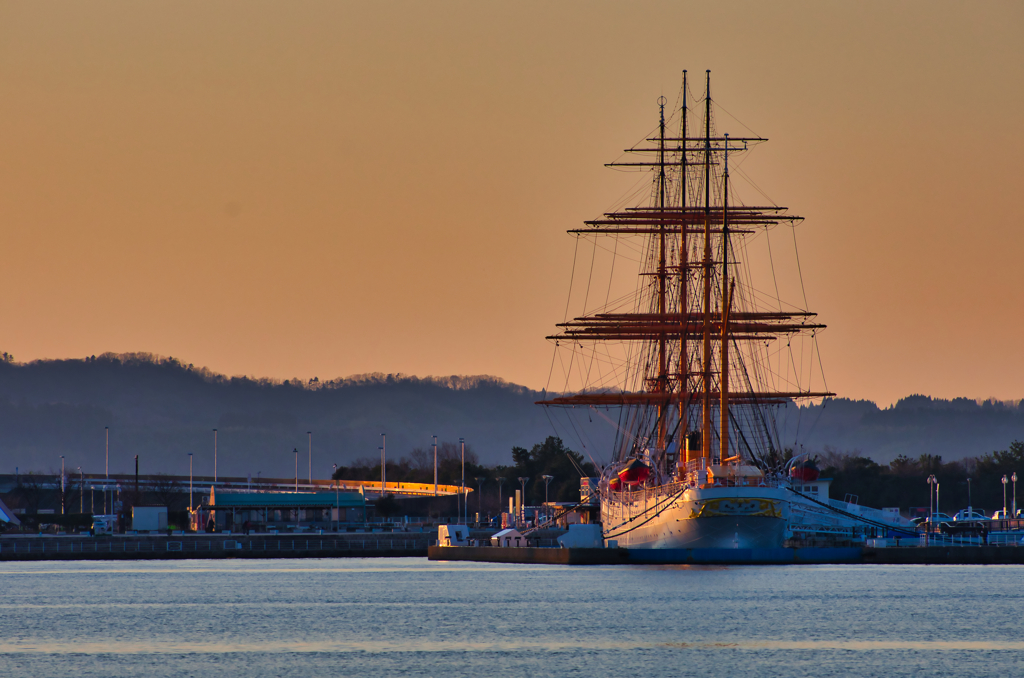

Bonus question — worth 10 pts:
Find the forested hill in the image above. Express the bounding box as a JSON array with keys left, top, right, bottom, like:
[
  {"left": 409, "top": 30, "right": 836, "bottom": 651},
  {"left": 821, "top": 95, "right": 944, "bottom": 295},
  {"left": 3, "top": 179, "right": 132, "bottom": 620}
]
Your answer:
[
  {"left": 776, "top": 396, "right": 1024, "bottom": 464},
  {"left": 0, "top": 353, "right": 611, "bottom": 479},
  {"left": 0, "top": 353, "right": 1021, "bottom": 478}
]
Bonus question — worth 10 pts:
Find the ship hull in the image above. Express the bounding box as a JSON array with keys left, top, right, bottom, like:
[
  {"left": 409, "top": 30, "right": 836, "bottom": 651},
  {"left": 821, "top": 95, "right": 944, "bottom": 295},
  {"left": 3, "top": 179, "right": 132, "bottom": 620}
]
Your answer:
[{"left": 602, "top": 487, "right": 790, "bottom": 550}]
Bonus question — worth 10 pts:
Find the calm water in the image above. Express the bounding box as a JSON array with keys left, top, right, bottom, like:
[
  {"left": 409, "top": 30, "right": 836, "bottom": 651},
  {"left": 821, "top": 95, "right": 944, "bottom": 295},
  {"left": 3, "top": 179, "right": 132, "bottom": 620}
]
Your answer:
[{"left": 1, "top": 558, "right": 1022, "bottom": 677}]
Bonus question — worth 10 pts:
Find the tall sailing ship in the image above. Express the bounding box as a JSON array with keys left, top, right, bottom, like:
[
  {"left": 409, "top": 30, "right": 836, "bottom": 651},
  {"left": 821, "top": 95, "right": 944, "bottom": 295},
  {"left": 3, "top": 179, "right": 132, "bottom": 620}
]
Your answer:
[{"left": 539, "top": 71, "right": 912, "bottom": 549}]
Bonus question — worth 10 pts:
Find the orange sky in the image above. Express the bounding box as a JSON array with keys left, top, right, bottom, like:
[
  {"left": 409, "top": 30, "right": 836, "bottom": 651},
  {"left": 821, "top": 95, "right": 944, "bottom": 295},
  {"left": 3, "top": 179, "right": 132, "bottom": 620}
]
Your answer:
[{"left": 0, "top": 1, "right": 1022, "bottom": 406}]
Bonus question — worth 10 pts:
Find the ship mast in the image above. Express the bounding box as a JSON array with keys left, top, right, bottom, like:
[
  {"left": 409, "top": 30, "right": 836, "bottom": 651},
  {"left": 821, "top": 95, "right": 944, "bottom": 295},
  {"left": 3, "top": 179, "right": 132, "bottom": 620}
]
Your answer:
[
  {"left": 537, "top": 70, "right": 835, "bottom": 473},
  {"left": 677, "top": 70, "right": 689, "bottom": 474},
  {"left": 720, "top": 133, "right": 731, "bottom": 464},
  {"left": 701, "top": 70, "right": 712, "bottom": 463},
  {"left": 656, "top": 97, "right": 668, "bottom": 457}
]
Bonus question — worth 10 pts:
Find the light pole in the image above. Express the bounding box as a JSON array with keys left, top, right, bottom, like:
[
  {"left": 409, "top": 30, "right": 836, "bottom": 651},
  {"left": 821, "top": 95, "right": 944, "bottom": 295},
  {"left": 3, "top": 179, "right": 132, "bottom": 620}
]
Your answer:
[
  {"left": 79, "top": 467, "right": 84, "bottom": 514},
  {"left": 381, "top": 433, "right": 387, "bottom": 497},
  {"left": 518, "top": 476, "right": 529, "bottom": 526},
  {"left": 1013, "top": 472, "right": 1018, "bottom": 517},
  {"left": 927, "top": 475, "right": 936, "bottom": 526},
  {"left": 61, "top": 455, "right": 65, "bottom": 515},
  {"left": 967, "top": 477, "right": 972, "bottom": 511},
  {"left": 308, "top": 431, "right": 312, "bottom": 484},
  {"left": 293, "top": 448, "right": 298, "bottom": 491},
  {"left": 496, "top": 477, "right": 506, "bottom": 514},
  {"left": 460, "top": 438, "right": 465, "bottom": 524},
  {"left": 188, "top": 453, "right": 193, "bottom": 511},
  {"left": 476, "top": 476, "right": 486, "bottom": 522},
  {"left": 90, "top": 485, "right": 95, "bottom": 514},
  {"left": 540, "top": 474, "right": 554, "bottom": 522},
  {"left": 333, "top": 463, "right": 339, "bottom": 531},
  {"left": 1002, "top": 475, "right": 1009, "bottom": 517},
  {"left": 105, "top": 426, "right": 109, "bottom": 478},
  {"left": 213, "top": 428, "right": 218, "bottom": 483},
  {"left": 433, "top": 435, "right": 438, "bottom": 496}
]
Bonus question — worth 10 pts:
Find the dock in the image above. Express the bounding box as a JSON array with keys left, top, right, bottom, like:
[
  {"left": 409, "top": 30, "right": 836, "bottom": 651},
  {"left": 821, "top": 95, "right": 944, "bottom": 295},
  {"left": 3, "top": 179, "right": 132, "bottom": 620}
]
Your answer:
[
  {"left": 429, "top": 544, "right": 1024, "bottom": 565},
  {"left": 0, "top": 533, "right": 429, "bottom": 561}
]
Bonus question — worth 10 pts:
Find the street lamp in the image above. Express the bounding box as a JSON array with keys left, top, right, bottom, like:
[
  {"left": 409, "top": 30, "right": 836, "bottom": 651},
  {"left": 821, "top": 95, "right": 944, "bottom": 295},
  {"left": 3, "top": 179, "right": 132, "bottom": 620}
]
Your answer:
[
  {"left": 213, "top": 429, "right": 218, "bottom": 483},
  {"left": 460, "top": 438, "right": 465, "bottom": 524},
  {"left": 540, "top": 474, "right": 554, "bottom": 522},
  {"left": 1002, "top": 475, "right": 1009, "bottom": 517},
  {"left": 1013, "top": 472, "right": 1018, "bottom": 517},
  {"left": 61, "top": 455, "right": 65, "bottom": 516},
  {"left": 188, "top": 453, "right": 193, "bottom": 511},
  {"left": 333, "top": 463, "right": 339, "bottom": 532},
  {"left": 926, "top": 475, "right": 936, "bottom": 525},
  {"left": 433, "top": 435, "right": 438, "bottom": 496},
  {"left": 293, "top": 448, "right": 299, "bottom": 492},
  {"left": 105, "top": 426, "right": 109, "bottom": 478},
  {"left": 475, "top": 476, "right": 486, "bottom": 522},
  {"left": 308, "top": 431, "right": 312, "bottom": 484},
  {"left": 496, "top": 477, "right": 506, "bottom": 514},
  {"left": 518, "top": 476, "right": 529, "bottom": 525},
  {"left": 967, "top": 477, "right": 972, "bottom": 511},
  {"left": 381, "top": 433, "right": 387, "bottom": 497},
  {"left": 79, "top": 467, "right": 84, "bottom": 514}
]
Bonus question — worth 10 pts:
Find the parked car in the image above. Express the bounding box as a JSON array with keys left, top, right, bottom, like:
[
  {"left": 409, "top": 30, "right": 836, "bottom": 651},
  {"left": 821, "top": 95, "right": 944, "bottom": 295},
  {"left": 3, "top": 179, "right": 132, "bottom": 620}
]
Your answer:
[
  {"left": 992, "top": 510, "right": 1011, "bottom": 520},
  {"left": 953, "top": 509, "right": 988, "bottom": 521}
]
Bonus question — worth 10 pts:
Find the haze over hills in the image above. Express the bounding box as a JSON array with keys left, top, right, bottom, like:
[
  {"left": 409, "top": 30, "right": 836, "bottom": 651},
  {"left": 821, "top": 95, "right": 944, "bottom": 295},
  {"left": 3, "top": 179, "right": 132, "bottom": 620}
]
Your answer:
[{"left": 0, "top": 353, "right": 1021, "bottom": 479}]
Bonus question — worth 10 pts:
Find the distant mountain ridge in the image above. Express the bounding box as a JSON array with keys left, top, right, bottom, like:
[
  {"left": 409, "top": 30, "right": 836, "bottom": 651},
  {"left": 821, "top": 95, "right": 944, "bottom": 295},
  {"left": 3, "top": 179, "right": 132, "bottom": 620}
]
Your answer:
[{"left": 0, "top": 353, "right": 1021, "bottom": 478}]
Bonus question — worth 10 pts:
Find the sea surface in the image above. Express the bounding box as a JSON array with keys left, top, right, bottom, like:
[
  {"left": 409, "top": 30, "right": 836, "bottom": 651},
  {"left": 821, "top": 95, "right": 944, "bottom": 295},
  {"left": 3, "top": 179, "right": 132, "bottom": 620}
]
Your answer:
[{"left": 1, "top": 557, "right": 1021, "bottom": 677}]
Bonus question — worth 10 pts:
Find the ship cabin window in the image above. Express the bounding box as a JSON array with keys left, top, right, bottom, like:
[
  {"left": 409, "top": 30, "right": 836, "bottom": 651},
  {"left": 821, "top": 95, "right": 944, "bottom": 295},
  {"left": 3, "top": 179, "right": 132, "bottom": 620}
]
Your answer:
[{"left": 803, "top": 485, "right": 819, "bottom": 493}]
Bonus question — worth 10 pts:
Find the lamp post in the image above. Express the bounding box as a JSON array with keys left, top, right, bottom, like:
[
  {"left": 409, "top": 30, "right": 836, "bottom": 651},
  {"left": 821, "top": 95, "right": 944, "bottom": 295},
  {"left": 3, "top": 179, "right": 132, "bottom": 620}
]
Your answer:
[
  {"left": 1002, "top": 475, "right": 1009, "bottom": 517},
  {"left": 518, "top": 476, "right": 529, "bottom": 526},
  {"left": 213, "top": 429, "right": 218, "bottom": 483},
  {"left": 460, "top": 438, "right": 465, "bottom": 524},
  {"left": 61, "top": 456, "right": 65, "bottom": 515},
  {"left": 926, "top": 475, "right": 936, "bottom": 526},
  {"left": 433, "top": 435, "right": 438, "bottom": 496},
  {"left": 1013, "top": 472, "right": 1018, "bottom": 517},
  {"left": 540, "top": 474, "right": 554, "bottom": 522},
  {"left": 967, "top": 477, "right": 972, "bottom": 511},
  {"left": 105, "top": 426, "right": 109, "bottom": 478},
  {"left": 79, "top": 467, "right": 84, "bottom": 514},
  {"left": 381, "top": 433, "right": 387, "bottom": 497},
  {"left": 496, "top": 477, "right": 506, "bottom": 514},
  {"left": 293, "top": 448, "right": 298, "bottom": 492},
  {"left": 475, "top": 476, "right": 486, "bottom": 522},
  {"left": 90, "top": 485, "right": 95, "bottom": 514},
  {"left": 188, "top": 453, "right": 193, "bottom": 511},
  {"left": 333, "top": 463, "right": 339, "bottom": 532},
  {"left": 308, "top": 431, "right": 312, "bottom": 484}
]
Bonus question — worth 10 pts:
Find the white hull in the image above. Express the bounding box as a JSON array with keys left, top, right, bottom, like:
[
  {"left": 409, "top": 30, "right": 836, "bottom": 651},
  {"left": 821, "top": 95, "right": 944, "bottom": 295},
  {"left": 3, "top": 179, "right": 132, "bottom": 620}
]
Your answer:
[{"left": 602, "top": 485, "right": 790, "bottom": 549}]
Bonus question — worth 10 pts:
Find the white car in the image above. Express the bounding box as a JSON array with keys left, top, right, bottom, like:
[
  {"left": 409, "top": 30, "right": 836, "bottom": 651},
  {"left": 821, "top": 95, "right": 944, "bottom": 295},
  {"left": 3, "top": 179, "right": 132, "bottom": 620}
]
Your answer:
[
  {"left": 952, "top": 509, "right": 988, "bottom": 521},
  {"left": 992, "top": 510, "right": 1011, "bottom": 520}
]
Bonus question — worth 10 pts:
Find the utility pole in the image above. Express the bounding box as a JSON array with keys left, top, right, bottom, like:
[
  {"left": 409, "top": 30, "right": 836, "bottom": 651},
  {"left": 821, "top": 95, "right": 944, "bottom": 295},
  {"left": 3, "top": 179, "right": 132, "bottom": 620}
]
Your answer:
[{"left": 460, "top": 438, "right": 465, "bottom": 524}]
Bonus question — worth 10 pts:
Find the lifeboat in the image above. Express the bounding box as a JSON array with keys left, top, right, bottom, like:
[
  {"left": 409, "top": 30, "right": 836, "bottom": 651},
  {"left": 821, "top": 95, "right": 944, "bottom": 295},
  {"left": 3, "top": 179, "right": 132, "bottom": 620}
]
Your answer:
[
  {"left": 618, "top": 458, "right": 651, "bottom": 486},
  {"left": 789, "top": 457, "right": 820, "bottom": 482},
  {"left": 608, "top": 477, "right": 622, "bottom": 492}
]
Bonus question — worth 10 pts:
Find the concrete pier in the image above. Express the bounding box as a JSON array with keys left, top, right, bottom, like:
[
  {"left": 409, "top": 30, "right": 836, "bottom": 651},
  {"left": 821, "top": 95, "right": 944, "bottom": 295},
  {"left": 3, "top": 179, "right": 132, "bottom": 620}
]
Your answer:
[
  {"left": 0, "top": 533, "right": 429, "bottom": 561},
  {"left": 429, "top": 544, "right": 1024, "bottom": 565}
]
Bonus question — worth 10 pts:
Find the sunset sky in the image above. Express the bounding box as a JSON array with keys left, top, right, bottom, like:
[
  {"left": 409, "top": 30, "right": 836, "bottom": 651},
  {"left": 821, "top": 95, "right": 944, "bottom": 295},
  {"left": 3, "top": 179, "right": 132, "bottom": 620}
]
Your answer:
[{"left": 1, "top": 1, "right": 1021, "bottom": 406}]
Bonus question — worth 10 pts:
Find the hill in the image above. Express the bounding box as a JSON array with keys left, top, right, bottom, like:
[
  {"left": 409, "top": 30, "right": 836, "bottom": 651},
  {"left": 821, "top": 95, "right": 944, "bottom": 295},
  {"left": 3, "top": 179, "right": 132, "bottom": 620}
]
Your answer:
[{"left": 0, "top": 353, "right": 1021, "bottom": 479}]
